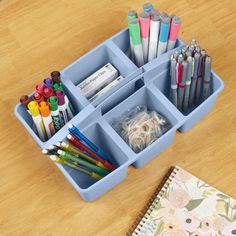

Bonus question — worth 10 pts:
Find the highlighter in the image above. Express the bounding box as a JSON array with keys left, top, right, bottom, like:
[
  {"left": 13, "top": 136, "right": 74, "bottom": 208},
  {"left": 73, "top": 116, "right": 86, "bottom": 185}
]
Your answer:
[{"left": 28, "top": 101, "right": 47, "bottom": 141}]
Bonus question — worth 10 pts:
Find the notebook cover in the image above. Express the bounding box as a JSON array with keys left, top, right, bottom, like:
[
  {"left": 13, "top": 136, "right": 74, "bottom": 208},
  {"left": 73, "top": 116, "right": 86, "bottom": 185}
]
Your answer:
[{"left": 129, "top": 166, "right": 236, "bottom": 236}]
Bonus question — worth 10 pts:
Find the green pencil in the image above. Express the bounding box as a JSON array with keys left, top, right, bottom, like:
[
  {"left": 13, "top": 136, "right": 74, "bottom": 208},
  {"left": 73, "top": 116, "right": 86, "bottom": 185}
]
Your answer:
[
  {"left": 49, "top": 155, "right": 102, "bottom": 180},
  {"left": 57, "top": 150, "right": 110, "bottom": 176}
]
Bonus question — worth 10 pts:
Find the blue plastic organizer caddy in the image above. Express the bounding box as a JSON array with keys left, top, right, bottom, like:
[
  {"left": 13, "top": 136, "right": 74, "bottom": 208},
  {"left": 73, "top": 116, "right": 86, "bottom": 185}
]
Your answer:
[{"left": 14, "top": 29, "right": 224, "bottom": 202}]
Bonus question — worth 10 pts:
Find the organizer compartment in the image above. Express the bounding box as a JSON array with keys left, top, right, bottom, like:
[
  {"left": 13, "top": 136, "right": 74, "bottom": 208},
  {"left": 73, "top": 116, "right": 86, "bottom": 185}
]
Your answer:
[
  {"left": 103, "top": 87, "right": 179, "bottom": 168},
  {"left": 111, "top": 28, "right": 185, "bottom": 68},
  {"left": 55, "top": 119, "right": 129, "bottom": 202},
  {"left": 14, "top": 93, "right": 92, "bottom": 149},
  {"left": 147, "top": 62, "right": 224, "bottom": 132},
  {"left": 178, "top": 71, "right": 224, "bottom": 132},
  {"left": 61, "top": 42, "right": 137, "bottom": 107}
]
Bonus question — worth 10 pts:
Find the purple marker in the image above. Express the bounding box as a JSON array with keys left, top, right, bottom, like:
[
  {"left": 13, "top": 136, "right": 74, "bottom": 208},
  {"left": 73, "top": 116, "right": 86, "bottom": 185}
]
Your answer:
[
  {"left": 44, "top": 78, "right": 53, "bottom": 88},
  {"left": 56, "top": 90, "right": 69, "bottom": 126}
]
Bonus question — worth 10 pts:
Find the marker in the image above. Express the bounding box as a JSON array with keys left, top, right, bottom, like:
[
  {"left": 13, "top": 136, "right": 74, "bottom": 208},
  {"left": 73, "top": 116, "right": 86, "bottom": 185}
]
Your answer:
[
  {"left": 128, "top": 10, "right": 138, "bottom": 62},
  {"left": 202, "top": 55, "right": 212, "bottom": 101},
  {"left": 35, "top": 84, "right": 44, "bottom": 95},
  {"left": 68, "top": 124, "right": 111, "bottom": 162},
  {"left": 51, "top": 71, "right": 61, "bottom": 84},
  {"left": 28, "top": 101, "right": 47, "bottom": 141},
  {"left": 67, "top": 134, "right": 114, "bottom": 171},
  {"left": 178, "top": 60, "right": 188, "bottom": 110},
  {"left": 52, "top": 83, "right": 74, "bottom": 120},
  {"left": 57, "top": 150, "right": 110, "bottom": 176},
  {"left": 56, "top": 90, "right": 69, "bottom": 125},
  {"left": 53, "top": 83, "right": 64, "bottom": 92},
  {"left": 43, "top": 78, "right": 53, "bottom": 88},
  {"left": 183, "top": 56, "right": 193, "bottom": 112},
  {"left": 139, "top": 12, "right": 150, "bottom": 63},
  {"left": 60, "top": 142, "right": 109, "bottom": 170},
  {"left": 157, "top": 14, "right": 171, "bottom": 56},
  {"left": 195, "top": 49, "right": 206, "bottom": 105},
  {"left": 170, "top": 57, "right": 178, "bottom": 107},
  {"left": 39, "top": 101, "right": 55, "bottom": 139},
  {"left": 49, "top": 155, "right": 102, "bottom": 180},
  {"left": 167, "top": 15, "right": 181, "bottom": 51},
  {"left": 129, "top": 18, "right": 145, "bottom": 67},
  {"left": 48, "top": 96, "right": 62, "bottom": 132},
  {"left": 148, "top": 12, "right": 161, "bottom": 62},
  {"left": 189, "top": 52, "right": 200, "bottom": 107},
  {"left": 33, "top": 92, "right": 44, "bottom": 104},
  {"left": 143, "top": 2, "right": 154, "bottom": 14},
  {"left": 20, "top": 95, "right": 31, "bottom": 109},
  {"left": 43, "top": 88, "right": 54, "bottom": 100}
]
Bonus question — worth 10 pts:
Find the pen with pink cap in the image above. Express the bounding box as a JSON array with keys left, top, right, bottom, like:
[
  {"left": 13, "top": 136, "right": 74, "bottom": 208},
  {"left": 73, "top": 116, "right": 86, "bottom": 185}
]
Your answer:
[
  {"left": 139, "top": 11, "right": 150, "bottom": 63},
  {"left": 167, "top": 15, "right": 181, "bottom": 51}
]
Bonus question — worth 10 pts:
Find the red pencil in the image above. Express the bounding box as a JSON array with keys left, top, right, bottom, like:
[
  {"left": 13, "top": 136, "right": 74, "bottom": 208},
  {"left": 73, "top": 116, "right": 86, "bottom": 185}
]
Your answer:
[{"left": 67, "top": 134, "right": 115, "bottom": 171}]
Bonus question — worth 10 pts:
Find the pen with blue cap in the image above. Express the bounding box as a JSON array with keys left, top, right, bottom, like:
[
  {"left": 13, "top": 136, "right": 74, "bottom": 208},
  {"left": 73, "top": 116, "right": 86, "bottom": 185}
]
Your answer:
[
  {"left": 157, "top": 13, "right": 171, "bottom": 57},
  {"left": 68, "top": 124, "right": 111, "bottom": 162}
]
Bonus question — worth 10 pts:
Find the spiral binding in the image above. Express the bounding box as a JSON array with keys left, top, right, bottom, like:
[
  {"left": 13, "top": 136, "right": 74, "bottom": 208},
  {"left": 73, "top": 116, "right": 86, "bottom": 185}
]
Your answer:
[{"left": 127, "top": 166, "right": 180, "bottom": 236}]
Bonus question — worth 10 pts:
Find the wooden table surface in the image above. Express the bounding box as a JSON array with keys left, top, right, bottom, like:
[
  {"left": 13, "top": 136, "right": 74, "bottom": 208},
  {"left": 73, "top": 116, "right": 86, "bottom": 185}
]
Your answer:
[{"left": 1, "top": 0, "right": 236, "bottom": 235}]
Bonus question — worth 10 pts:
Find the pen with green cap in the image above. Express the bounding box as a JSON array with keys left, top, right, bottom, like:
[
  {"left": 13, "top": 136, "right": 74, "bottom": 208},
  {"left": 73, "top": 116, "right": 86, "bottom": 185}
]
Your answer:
[
  {"left": 48, "top": 96, "right": 62, "bottom": 132},
  {"left": 58, "top": 142, "right": 110, "bottom": 171},
  {"left": 49, "top": 155, "right": 103, "bottom": 180},
  {"left": 57, "top": 150, "right": 110, "bottom": 176},
  {"left": 129, "top": 18, "right": 144, "bottom": 67},
  {"left": 128, "top": 10, "right": 138, "bottom": 62}
]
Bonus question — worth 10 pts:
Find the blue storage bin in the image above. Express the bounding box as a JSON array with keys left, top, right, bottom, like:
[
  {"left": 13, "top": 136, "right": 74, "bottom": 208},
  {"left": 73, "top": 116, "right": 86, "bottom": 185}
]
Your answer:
[
  {"left": 56, "top": 117, "right": 130, "bottom": 202},
  {"left": 14, "top": 92, "right": 94, "bottom": 149},
  {"left": 103, "top": 86, "right": 180, "bottom": 168},
  {"left": 143, "top": 58, "right": 224, "bottom": 132},
  {"left": 14, "top": 28, "right": 224, "bottom": 201}
]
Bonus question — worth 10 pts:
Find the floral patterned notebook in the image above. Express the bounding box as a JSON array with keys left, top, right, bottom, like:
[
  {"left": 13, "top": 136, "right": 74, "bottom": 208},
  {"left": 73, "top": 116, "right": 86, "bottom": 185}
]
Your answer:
[{"left": 129, "top": 166, "right": 236, "bottom": 236}]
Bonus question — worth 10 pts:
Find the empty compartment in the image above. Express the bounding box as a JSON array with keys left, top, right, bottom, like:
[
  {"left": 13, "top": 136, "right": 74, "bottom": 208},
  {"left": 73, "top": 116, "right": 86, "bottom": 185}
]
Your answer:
[
  {"left": 104, "top": 87, "right": 179, "bottom": 168},
  {"left": 61, "top": 43, "right": 137, "bottom": 104},
  {"left": 112, "top": 28, "right": 184, "bottom": 68},
  {"left": 150, "top": 64, "right": 224, "bottom": 131},
  {"left": 54, "top": 121, "right": 129, "bottom": 202}
]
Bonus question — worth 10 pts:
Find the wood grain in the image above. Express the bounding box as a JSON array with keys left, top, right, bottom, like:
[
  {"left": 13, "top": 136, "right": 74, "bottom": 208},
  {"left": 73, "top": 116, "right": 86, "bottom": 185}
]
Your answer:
[{"left": 0, "top": 0, "right": 236, "bottom": 235}]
